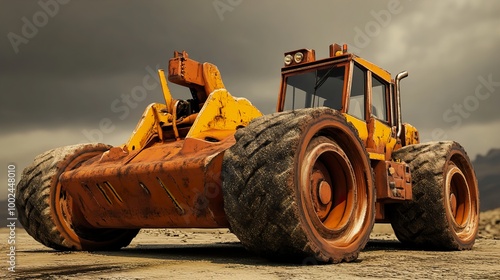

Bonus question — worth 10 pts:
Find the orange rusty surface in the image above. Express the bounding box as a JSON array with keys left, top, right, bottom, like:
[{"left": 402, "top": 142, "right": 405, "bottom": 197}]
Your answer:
[
  {"left": 168, "top": 51, "right": 205, "bottom": 88},
  {"left": 59, "top": 136, "right": 234, "bottom": 229},
  {"left": 373, "top": 160, "right": 412, "bottom": 203},
  {"left": 375, "top": 202, "right": 385, "bottom": 221}
]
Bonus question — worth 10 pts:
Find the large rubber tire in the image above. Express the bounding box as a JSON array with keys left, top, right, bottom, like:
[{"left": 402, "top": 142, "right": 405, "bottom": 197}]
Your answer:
[
  {"left": 16, "top": 143, "right": 139, "bottom": 251},
  {"left": 222, "top": 108, "right": 375, "bottom": 263},
  {"left": 388, "top": 141, "right": 479, "bottom": 250}
]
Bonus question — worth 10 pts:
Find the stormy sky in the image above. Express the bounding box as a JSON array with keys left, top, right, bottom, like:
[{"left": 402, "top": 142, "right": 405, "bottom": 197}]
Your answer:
[{"left": 1, "top": 0, "right": 500, "bottom": 199}]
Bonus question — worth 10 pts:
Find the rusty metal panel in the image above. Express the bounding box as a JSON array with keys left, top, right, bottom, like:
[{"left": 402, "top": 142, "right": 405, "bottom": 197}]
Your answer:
[
  {"left": 168, "top": 51, "right": 205, "bottom": 87},
  {"left": 60, "top": 137, "right": 234, "bottom": 229},
  {"left": 375, "top": 160, "right": 412, "bottom": 202}
]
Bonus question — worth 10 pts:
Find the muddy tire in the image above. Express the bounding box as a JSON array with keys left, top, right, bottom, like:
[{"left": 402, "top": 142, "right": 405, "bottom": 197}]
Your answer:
[
  {"left": 16, "top": 143, "right": 139, "bottom": 251},
  {"left": 388, "top": 141, "right": 479, "bottom": 250},
  {"left": 222, "top": 108, "right": 375, "bottom": 263}
]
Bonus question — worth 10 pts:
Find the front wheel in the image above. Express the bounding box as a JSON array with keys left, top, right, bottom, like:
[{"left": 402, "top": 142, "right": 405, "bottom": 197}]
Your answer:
[
  {"left": 222, "top": 108, "right": 375, "bottom": 263},
  {"left": 388, "top": 141, "right": 479, "bottom": 250}
]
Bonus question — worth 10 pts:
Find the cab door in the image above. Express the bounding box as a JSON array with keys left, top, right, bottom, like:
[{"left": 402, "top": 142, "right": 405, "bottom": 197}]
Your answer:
[
  {"left": 343, "top": 61, "right": 397, "bottom": 161},
  {"left": 366, "top": 72, "right": 398, "bottom": 161},
  {"left": 343, "top": 62, "right": 369, "bottom": 147}
]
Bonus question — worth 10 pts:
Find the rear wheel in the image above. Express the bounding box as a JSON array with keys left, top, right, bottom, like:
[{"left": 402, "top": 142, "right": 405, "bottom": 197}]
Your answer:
[
  {"left": 388, "top": 141, "right": 479, "bottom": 250},
  {"left": 222, "top": 108, "right": 375, "bottom": 263},
  {"left": 16, "top": 143, "right": 139, "bottom": 251}
]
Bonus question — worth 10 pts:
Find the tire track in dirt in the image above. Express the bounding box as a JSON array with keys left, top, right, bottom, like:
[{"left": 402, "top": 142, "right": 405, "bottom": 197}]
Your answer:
[{"left": 1, "top": 225, "right": 499, "bottom": 279}]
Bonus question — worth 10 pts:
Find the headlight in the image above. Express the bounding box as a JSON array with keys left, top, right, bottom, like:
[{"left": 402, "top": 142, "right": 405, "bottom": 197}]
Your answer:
[
  {"left": 294, "top": 52, "right": 304, "bottom": 63},
  {"left": 284, "top": 54, "right": 293, "bottom": 65}
]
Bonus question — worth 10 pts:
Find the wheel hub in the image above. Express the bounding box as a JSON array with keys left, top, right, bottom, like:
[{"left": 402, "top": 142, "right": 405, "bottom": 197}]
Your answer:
[
  {"left": 305, "top": 141, "right": 358, "bottom": 232},
  {"left": 318, "top": 180, "right": 332, "bottom": 205},
  {"left": 445, "top": 163, "right": 473, "bottom": 228},
  {"left": 311, "top": 168, "right": 332, "bottom": 220},
  {"left": 449, "top": 192, "right": 457, "bottom": 218}
]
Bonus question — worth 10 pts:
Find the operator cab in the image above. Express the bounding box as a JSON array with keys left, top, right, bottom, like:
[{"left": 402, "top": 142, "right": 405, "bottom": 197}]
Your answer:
[
  {"left": 277, "top": 43, "right": 417, "bottom": 214},
  {"left": 277, "top": 43, "right": 416, "bottom": 159},
  {"left": 278, "top": 44, "right": 394, "bottom": 127}
]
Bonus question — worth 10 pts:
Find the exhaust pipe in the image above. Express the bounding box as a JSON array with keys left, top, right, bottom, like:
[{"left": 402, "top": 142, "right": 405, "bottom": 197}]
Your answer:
[{"left": 395, "top": 71, "right": 408, "bottom": 138}]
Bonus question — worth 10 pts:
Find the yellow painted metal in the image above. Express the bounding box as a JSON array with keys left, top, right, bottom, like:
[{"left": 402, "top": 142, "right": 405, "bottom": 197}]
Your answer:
[
  {"left": 202, "top": 63, "right": 226, "bottom": 94},
  {"left": 370, "top": 119, "right": 398, "bottom": 160},
  {"left": 158, "top": 69, "right": 173, "bottom": 113},
  {"left": 368, "top": 152, "right": 385, "bottom": 161},
  {"left": 187, "top": 89, "right": 263, "bottom": 141},
  {"left": 124, "top": 103, "right": 171, "bottom": 151},
  {"left": 122, "top": 53, "right": 260, "bottom": 153},
  {"left": 343, "top": 114, "right": 368, "bottom": 145},
  {"left": 122, "top": 87, "right": 262, "bottom": 151},
  {"left": 353, "top": 56, "right": 391, "bottom": 83},
  {"left": 403, "top": 123, "right": 420, "bottom": 145},
  {"left": 343, "top": 115, "right": 398, "bottom": 161}
]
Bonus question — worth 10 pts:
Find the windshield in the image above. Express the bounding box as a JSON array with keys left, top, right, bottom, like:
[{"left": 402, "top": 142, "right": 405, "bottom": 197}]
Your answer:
[{"left": 284, "top": 65, "right": 345, "bottom": 111}]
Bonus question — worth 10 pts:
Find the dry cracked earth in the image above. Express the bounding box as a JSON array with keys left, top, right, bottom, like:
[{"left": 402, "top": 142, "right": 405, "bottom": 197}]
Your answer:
[{"left": 1, "top": 208, "right": 499, "bottom": 280}]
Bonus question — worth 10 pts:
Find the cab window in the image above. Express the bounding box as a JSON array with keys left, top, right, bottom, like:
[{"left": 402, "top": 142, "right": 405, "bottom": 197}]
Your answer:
[
  {"left": 348, "top": 64, "right": 366, "bottom": 120},
  {"left": 371, "top": 76, "right": 387, "bottom": 121},
  {"left": 283, "top": 65, "right": 345, "bottom": 111}
]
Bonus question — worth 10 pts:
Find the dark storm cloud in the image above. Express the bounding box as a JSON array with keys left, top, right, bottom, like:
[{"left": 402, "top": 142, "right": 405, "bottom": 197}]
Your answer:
[
  {"left": 1, "top": 0, "right": 500, "bottom": 186},
  {"left": 1, "top": 0, "right": 392, "bottom": 133},
  {"left": 370, "top": 1, "right": 500, "bottom": 131}
]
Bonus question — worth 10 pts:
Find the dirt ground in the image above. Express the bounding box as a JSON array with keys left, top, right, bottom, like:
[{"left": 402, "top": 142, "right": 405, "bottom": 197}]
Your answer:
[{"left": 2, "top": 209, "right": 500, "bottom": 280}]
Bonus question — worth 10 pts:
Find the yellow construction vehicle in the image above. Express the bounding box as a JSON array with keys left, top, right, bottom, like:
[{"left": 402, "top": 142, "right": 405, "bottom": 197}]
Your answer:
[{"left": 16, "top": 44, "right": 479, "bottom": 263}]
